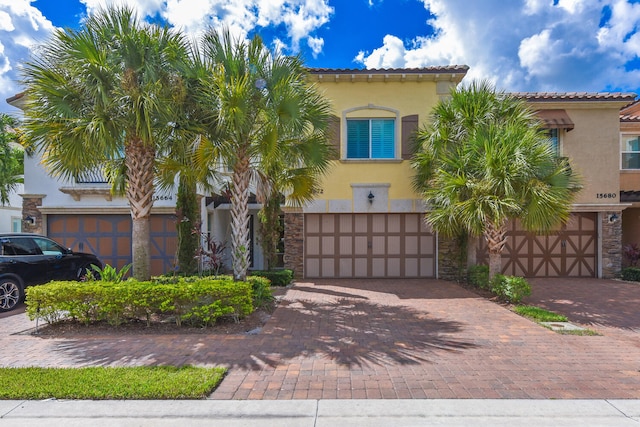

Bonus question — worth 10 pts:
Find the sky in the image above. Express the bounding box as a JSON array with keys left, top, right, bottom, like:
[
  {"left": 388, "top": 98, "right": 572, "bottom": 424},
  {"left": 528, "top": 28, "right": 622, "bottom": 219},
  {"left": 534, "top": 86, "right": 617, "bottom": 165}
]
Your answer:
[{"left": 2, "top": 0, "right": 640, "bottom": 115}]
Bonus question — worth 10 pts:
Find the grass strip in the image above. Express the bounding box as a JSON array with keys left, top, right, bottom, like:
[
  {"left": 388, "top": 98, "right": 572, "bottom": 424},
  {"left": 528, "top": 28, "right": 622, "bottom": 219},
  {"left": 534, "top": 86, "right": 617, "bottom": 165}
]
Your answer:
[
  {"left": 513, "top": 305, "right": 568, "bottom": 322},
  {"left": 0, "top": 366, "right": 226, "bottom": 399}
]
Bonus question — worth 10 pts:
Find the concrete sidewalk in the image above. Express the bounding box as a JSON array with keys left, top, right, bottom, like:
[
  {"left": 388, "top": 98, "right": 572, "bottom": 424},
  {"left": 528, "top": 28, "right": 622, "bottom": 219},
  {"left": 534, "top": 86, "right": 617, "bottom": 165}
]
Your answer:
[{"left": 2, "top": 399, "right": 640, "bottom": 426}]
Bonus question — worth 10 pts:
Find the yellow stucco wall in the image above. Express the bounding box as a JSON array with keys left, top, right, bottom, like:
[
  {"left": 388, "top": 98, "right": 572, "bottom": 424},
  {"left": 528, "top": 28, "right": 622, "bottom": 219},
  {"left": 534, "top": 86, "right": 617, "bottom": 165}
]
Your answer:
[{"left": 311, "top": 77, "right": 452, "bottom": 204}]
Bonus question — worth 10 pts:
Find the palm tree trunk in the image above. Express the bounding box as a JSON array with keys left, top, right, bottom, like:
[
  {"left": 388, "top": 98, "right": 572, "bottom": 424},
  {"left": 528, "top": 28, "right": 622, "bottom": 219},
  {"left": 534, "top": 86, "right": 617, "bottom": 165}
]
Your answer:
[
  {"left": 231, "top": 152, "right": 251, "bottom": 281},
  {"left": 125, "top": 137, "right": 155, "bottom": 280},
  {"left": 484, "top": 220, "right": 508, "bottom": 279}
]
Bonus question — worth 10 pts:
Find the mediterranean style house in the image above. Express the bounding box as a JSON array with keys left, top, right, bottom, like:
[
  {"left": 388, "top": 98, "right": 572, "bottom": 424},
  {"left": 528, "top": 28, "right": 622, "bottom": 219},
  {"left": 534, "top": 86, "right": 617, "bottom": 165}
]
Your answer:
[{"left": 7, "top": 67, "right": 636, "bottom": 279}]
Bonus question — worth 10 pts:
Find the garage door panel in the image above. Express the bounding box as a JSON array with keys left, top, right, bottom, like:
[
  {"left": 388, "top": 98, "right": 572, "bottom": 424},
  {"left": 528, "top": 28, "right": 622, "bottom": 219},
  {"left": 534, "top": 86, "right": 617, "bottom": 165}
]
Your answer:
[
  {"left": 48, "top": 214, "right": 176, "bottom": 277},
  {"left": 372, "top": 236, "right": 385, "bottom": 255},
  {"left": 477, "top": 212, "right": 596, "bottom": 278},
  {"left": 304, "top": 213, "right": 435, "bottom": 278}
]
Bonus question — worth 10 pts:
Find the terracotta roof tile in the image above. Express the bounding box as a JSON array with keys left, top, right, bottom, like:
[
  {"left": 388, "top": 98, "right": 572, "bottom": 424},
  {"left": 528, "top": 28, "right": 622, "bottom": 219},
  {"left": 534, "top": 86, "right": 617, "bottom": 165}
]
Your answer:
[
  {"left": 307, "top": 65, "right": 470, "bottom": 75},
  {"left": 514, "top": 92, "right": 636, "bottom": 102}
]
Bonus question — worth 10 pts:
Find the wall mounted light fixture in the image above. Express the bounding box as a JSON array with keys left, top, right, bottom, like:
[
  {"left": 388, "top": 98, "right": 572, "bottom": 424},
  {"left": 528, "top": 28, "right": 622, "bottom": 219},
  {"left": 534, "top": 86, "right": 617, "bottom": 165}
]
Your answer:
[
  {"left": 608, "top": 213, "right": 619, "bottom": 223},
  {"left": 24, "top": 216, "right": 35, "bottom": 225},
  {"left": 368, "top": 191, "right": 375, "bottom": 204}
]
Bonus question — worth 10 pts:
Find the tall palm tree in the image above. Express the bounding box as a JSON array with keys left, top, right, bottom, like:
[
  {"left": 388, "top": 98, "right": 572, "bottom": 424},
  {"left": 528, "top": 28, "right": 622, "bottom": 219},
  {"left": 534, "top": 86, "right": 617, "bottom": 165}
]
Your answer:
[
  {"left": 0, "top": 114, "right": 23, "bottom": 206},
  {"left": 20, "top": 5, "right": 191, "bottom": 280},
  {"left": 412, "top": 81, "right": 581, "bottom": 278},
  {"left": 195, "top": 29, "right": 333, "bottom": 281}
]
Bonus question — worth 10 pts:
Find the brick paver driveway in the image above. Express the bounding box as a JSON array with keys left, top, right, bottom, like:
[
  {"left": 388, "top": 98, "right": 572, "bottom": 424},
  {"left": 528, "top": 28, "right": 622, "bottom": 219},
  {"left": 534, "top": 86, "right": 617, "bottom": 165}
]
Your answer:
[{"left": 2, "top": 278, "right": 640, "bottom": 399}]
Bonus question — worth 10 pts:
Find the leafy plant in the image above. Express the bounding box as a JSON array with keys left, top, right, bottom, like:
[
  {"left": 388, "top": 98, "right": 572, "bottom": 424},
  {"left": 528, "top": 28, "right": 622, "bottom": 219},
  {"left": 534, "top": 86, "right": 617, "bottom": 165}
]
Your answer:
[
  {"left": 623, "top": 243, "right": 640, "bottom": 267},
  {"left": 195, "top": 232, "right": 227, "bottom": 276},
  {"left": 490, "top": 274, "right": 531, "bottom": 304},
  {"left": 89, "top": 263, "right": 132, "bottom": 283},
  {"left": 620, "top": 267, "right": 640, "bottom": 282},
  {"left": 246, "top": 276, "right": 275, "bottom": 310},
  {"left": 249, "top": 269, "right": 293, "bottom": 286},
  {"left": 467, "top": 264, "right": 490, "bottom": 289}
]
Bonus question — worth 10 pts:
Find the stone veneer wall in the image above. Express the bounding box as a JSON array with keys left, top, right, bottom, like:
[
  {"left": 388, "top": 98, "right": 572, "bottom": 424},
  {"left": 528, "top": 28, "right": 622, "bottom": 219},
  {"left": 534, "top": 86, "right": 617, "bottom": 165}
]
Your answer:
[
  {"left": 438, "top": 234, "right": 467, "bottom": 282},
  {"left": 602, "top": 210, "right": 622, "bottom": 279},
  {"left": 21, "top": 195, "right": 44, "bottom": 234},
  {"left": 284, "top": 211, "right": 304, "bottom": 279}
]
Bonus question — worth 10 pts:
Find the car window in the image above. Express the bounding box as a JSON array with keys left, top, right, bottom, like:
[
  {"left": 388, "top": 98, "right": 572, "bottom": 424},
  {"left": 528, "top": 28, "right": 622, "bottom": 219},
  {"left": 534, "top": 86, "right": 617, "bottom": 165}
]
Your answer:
[
  {"left": 0, "top": 239, "right": 16, "bottom": 256},
  {"left": 33, "top": 237, "right": 65, "bottom": 256},
  {"left": 6, "top": 238, "right": 42, "bottom": 256}
]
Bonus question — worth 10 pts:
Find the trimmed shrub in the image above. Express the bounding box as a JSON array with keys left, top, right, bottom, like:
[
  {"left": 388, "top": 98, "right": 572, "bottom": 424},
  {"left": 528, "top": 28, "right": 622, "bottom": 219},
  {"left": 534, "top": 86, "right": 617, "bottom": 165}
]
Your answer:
[
  {"left": 467, "top": 265, "right": 490, "bottom": 289},
  {"left": 620, "top": 267, "right": 640, "bottom": 282},
  {"left": 25, "top": 277, "right": 253, "bottom": 328},
  {"left": 490, "top": 274, "right": 531, "bottom": 304},
  {"left": 246, "top": 276, "right": 275, "bottom": 309},
  {"left": 249, "top": 269, "right": 293, "bottom": 286}
]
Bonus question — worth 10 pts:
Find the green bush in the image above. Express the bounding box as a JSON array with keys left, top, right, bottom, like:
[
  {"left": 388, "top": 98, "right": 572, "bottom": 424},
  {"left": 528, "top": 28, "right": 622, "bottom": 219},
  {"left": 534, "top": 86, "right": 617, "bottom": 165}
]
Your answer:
[
  {"left": 490, "top": 274, "right": 531, "bottom": 304},
  {"left": 620, "top": 267, "right": 640, "bottom": 282},
  {"left": 467, "top": 265, "right": 490, "bottom": 289},
  {"left": 25, "top": 277, "right": 253, "bottom": 328},
  {"left": 246, "top": 276, "right": 275, "bottom": 309},
  {"left": 249, "top": 269, "right": 293, "bottom": 286}
]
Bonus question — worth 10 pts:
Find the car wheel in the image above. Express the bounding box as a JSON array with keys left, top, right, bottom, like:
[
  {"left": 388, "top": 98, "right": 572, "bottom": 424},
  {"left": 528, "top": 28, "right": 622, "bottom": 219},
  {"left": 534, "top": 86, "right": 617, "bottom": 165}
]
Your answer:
[
  {"left": 0, "top": 278, "right": 23, "bottom": 312},
  {"left": 78, "top": 264, "right": 99, "bottom": 281}
]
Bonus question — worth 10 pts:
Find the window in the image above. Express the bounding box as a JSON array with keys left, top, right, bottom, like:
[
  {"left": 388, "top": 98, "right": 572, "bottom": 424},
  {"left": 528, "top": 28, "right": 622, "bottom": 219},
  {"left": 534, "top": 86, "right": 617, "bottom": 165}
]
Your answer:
[
  {"left": 11, "top": 217, "right": 21, "bottom": 233},
  {"left": 547, "top": 129, "right": 559, "bottom": 155},
  {"left": 347, "top": 119, "right": 395, "bottom": 159},
  {"left": 622, "top": 135, "right": 640, "bottom": 169},
  {"left": 33, "top": 237, "right": 65, "bottom": 256}
]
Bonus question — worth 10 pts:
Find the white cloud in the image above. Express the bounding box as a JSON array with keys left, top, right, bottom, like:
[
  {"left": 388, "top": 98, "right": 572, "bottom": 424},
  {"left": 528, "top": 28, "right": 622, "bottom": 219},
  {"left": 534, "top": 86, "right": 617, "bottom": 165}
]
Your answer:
[
  {"left": 307, "top": 35, "right": 323, "bottom": 58},
  {"left": 0, "top": 0, "right": 55, "bottom": 115},
  {"left": 162, "top": 0, "right": 332, "bottom": 54},
  {"left": 356, "top": 0, "right": 640, "bottom": 94}
]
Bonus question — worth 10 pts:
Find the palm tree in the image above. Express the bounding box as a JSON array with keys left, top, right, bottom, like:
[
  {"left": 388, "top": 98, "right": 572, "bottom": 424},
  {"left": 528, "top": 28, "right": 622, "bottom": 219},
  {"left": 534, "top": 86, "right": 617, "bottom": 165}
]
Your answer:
[
  {"left": 0, "top": 114, "right": 23, "bottom": 206},
  {"left": 412, "top": 81, "right": 580, "bottom": 278},
  {"left": 20, "top": 5, "right": 191, "bottom": 280},
  {"left": 195, "top": 29, "right": 333, "bottom": 281}
]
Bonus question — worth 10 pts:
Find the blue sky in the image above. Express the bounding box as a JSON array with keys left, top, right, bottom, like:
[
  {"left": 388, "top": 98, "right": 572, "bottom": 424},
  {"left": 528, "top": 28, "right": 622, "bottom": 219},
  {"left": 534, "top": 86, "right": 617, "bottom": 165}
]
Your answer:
[{"left": 2, "top": 0, "right": 640, "bottom": 115}]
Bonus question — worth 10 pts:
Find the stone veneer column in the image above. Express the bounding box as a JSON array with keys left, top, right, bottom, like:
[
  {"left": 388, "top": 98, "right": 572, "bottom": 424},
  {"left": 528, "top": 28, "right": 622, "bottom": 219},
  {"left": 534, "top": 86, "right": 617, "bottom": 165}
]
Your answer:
[
  {"left": 437, "top": 234, "right": 468, "bottom": 282},
  {"left": 283, "top": 210, "right": 304, "bottom": 279},
  {"left": 21, "top": 194, "right": 45, "bottom": 234},
  {"left": 601, "top": 211, "right": 622, "bottom": 279}
]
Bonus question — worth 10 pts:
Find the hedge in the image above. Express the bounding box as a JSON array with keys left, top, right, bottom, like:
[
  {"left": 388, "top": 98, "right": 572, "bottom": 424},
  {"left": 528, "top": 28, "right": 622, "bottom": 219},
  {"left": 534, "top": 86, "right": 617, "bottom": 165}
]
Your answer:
[{"left": 25, "top": 277, "right": 253, "bottom": 328}]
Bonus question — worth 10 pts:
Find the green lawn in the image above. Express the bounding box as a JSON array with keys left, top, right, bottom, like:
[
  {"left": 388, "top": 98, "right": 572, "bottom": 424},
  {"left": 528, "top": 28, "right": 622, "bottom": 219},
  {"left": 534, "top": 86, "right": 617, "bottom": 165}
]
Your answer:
[
  {"left": 0, "top": 366, "right": 226, "bottom": 399},
  {"left": 513, "top": 305, "right": 568, "bottom": 322}
]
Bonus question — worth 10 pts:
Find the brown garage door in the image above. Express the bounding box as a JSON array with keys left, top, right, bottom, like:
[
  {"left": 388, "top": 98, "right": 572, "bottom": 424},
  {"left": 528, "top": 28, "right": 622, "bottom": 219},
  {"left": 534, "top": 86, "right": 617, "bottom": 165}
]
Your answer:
[
  {"left": 304, "top": 213, "right": 436, "bottom": 278},
  {"left": 477, "top": 212, "right": 597, "bottom": 277},
  {"left": 47, "top": 214, "right": 177, "bottom": 276}
]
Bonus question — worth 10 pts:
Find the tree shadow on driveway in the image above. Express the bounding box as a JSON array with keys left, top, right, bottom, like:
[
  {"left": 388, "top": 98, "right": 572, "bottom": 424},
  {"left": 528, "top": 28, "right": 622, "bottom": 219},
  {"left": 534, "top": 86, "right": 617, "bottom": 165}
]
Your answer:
[{"left": 44, "top": 280, "right": 477, "bottom": 371}]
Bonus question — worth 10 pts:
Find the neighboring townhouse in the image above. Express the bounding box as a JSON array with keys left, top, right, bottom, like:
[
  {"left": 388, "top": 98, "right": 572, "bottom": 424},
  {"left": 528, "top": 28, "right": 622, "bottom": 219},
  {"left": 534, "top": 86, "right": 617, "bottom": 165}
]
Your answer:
[
  {"left": 475, "top": 92, "right": 635, "bottom": 279},
  {"left": 7, "top": 93, "right": 183, "bottom": 276},
  {"left": 8, "top": 68, "right": 635, "bottom": 279},
  {"left": 620, "top": 100, "right": 640, "bottom": 254},
  {"left": 0, "top": 184, "right": 24, "bottom": 233}
]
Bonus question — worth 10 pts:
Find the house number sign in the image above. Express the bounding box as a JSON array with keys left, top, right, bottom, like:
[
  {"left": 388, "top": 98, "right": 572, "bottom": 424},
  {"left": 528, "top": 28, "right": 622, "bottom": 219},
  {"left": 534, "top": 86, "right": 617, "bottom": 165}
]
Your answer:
[{"left": 595, "top": 193, "right": 617, "bottom": 199}]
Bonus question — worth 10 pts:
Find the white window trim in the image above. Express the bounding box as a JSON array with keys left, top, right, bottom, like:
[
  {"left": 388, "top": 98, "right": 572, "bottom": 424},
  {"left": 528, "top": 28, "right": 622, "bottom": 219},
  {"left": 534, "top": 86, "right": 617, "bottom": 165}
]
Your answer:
[{"left": 621, "top": 133, "right": 640, "bottom": 170}]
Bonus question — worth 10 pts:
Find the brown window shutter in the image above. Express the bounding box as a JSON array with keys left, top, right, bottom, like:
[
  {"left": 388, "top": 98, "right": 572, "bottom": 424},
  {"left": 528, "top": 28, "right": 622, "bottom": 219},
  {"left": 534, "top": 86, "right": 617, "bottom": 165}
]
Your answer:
[
  {"left": 328, "top": 115, "right": 341, "bottom": 160},
  {"left": 401, "top": 114, "right": 419, "bottom": 160}
]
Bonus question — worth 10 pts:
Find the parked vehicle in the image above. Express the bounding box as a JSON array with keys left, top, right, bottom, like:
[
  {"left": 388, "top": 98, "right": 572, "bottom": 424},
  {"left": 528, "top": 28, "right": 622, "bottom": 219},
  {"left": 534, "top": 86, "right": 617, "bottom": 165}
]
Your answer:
[{"left": 0, "top": 233, "right": 102, "bottom": 312}]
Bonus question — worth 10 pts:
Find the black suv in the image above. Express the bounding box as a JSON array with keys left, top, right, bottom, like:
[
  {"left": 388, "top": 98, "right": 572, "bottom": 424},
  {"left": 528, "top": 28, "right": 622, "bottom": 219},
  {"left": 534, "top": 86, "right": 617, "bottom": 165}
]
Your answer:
[{"left": 0, "top": 233, "right": 102, "bottom": 312}]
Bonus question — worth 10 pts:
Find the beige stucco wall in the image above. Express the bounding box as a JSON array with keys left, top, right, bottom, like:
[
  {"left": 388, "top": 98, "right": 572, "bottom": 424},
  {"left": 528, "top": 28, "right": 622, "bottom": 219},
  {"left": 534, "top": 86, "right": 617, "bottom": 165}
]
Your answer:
[{"left": 532, "top": 102, "right": 627, "bottom": 207}]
